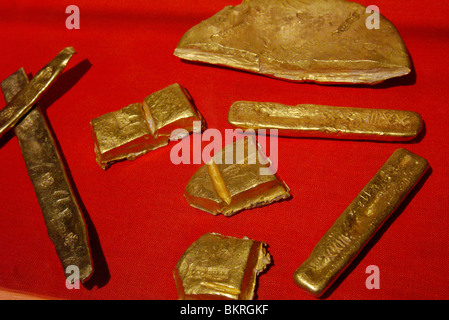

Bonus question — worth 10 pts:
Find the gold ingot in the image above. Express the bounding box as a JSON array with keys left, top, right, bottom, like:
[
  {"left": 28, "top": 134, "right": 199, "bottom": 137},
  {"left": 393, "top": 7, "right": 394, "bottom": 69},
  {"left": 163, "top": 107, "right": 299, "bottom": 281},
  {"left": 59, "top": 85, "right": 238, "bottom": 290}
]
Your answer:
[
  {"left": 174, "top": 0, "right": 411, "bottom": 84},
  {"left": 228, "top": 101, "right": 423, "bottom": 141},
  {"left": 293, "top": 149, "right": 429, "bottom": 297},
  {"left": 1, "top": 68, "right": 93, "bottom": 281},
  {"left": 185, "top": 137, "right": 290, "bottom": 217},
  {"left": 0, "top": 47, "right": 75, "bottom": 139},
  {"left": 173, "top": 233, "right": 271, "bottom": 300},
  {"left": 90, "top": 83, "right": 205, "bottom": 169}
]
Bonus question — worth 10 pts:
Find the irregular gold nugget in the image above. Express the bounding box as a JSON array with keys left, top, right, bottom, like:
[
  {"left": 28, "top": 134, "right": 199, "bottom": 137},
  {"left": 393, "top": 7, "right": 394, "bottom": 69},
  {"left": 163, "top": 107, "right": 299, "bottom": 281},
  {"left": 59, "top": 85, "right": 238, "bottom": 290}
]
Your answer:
[
  {"left": 0, "top": 47, "right": 75, "bottom": 139},
  {"left": 90, "top": 83, "right": 205, "bottom": 169},
  {"left": 1, "top": 68, "right": 93, "bottom": 281},
  {"left": 185, "top": 137, "right": 290, "bottom": 217},
  {"left": 174, "top": 0, "right": 411, "bottom": 84},
  {"left": 173, "top": 233, "right": 271, "bottom": 300},
  {"left": 228, "top": 101, "right": 423, "bottom": 141},
  {"left": 293, "top": 149, "right": 429, "bottom": 297}
]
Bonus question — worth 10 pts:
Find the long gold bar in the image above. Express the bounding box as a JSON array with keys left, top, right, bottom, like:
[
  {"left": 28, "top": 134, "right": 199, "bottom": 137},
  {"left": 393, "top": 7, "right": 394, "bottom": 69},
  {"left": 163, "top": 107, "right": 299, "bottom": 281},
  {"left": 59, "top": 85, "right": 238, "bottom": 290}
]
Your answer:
[
  {"left": 0, "top": 47, "right": 75, "bottom": 139},
  {"left": 173, "top": 233, "right": 271, "bottom": 300},
  {"left": 1, "top": 68, "right": 93, "bottom": 282},
  {"left": 228, "top": 101, "right": 423, "bottom": 141},
  {"left": 293, "top": 148, "right": 429, "bottom": 297},
  {"left": 91, "top": 83, "right": 205, "bottom": 169}
]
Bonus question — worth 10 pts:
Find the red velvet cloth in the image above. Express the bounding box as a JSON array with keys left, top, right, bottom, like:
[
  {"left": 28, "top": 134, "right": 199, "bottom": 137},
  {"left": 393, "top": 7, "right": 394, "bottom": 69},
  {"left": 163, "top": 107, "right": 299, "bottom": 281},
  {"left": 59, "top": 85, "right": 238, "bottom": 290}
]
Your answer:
[{"left": 0, "top": 0, "right": 448, "bottom": 300}]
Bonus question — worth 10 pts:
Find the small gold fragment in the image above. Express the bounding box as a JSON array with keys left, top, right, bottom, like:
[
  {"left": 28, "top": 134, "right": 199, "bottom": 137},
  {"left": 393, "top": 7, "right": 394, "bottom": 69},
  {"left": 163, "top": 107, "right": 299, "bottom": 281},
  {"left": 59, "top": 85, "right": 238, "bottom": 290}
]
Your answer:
[
  {"left": 173, "top": 233, "right": 271, "bottom": 300},
  {"left": 90, "top": 83, "right": 205, "bottom": 169},
  {"left": 175, "top": 0, "right": 411, "bottom": 84},
  {"left": 293, "top": 149, "right": 429, "bottom": 297},
  {"left": 185, "top": 137, "right": 290, "bottom": 217},
  {"left": 228, "top": 101, "right": 423, "bottom": 141},
  {"left": 0, "top": 47, "right": 75, "bottom": 139},
  {"left": 1, "top": 68, "right": 93, "bottom": 281}
]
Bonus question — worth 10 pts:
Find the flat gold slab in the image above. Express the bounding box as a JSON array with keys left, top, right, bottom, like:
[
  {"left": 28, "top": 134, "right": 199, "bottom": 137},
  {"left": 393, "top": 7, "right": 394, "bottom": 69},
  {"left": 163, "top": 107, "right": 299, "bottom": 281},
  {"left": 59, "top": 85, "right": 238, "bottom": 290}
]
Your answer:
[{"left": 175, "top": 0, "right": 411, "bottom": 84}]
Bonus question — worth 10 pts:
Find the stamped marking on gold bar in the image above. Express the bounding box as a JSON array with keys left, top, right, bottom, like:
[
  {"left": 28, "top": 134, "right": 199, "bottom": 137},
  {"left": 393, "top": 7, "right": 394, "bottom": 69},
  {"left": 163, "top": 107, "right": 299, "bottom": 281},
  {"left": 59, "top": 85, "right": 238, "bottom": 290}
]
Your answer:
[
  {"left": 293, "top": 148, "right": 429, "bottom": 297},
  {"left": 0, "top": 47, "right": 75, "bottom": 139},
  {"left": 228, "top": 101, "right": 423, "bottom": 141}
]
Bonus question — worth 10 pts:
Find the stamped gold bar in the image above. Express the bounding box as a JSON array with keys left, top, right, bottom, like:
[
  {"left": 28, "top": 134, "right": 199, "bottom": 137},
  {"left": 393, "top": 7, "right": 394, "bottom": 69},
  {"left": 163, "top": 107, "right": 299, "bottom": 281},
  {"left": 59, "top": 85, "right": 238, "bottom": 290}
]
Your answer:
[
  {"left": 228, "top": 101, "right": 423, "bottom": 141},
  {"left": 185, "top": 137, "right": 290, "bottom": 217},
  {"left": 173, "top": 233, "right": 271, "bottom": 300},
  {"left": 293, "top": 148, "right": 429, "bottom": 297},
  {"left": 0, "top": 47, "right": 75, "bottom": 139},
  {"left": 90, "top": 83, "right": 205, "bottom": 169},
  {"left": 1, "top": 68, "right": 93, "bottom": 281}
]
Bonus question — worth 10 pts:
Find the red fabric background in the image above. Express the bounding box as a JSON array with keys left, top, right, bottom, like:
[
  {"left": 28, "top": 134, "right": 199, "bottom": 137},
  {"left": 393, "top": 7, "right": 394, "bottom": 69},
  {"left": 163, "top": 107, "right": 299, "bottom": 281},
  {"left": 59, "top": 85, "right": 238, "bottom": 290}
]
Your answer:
[{"left": 0, "top": 0, "right": 448, "bottom": 300}]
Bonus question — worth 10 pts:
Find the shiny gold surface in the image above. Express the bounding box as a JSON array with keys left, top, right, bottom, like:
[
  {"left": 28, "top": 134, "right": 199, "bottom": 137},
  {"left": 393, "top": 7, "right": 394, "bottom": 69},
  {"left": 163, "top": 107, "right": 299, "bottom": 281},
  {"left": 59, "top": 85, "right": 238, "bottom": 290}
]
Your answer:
[
  {"left": 185, "top": 137, "right": 290, "bottom": 217},
  {"left": 228, "top": 101, "right": 423, "bottom": 141},
  {"left": 1, "top": 68, "right": 93, "bottom": 281},
  {"left": 173, "top": 233, "right": 271, "bottom": 300},
  {"left": 174, "top": 0, "right": 411, "bottom": 84},
  {"left": 0, "top": 47, "right": 75, "bottom": 139},
  {"left": 207, "top": 160, "right": 232, "bottom": 205},
  {"left": 293, "top": 149, "right": 429, "bottom": 297},
  {"left": 90, "top": 83, "right": 205, "bottom": 169}
]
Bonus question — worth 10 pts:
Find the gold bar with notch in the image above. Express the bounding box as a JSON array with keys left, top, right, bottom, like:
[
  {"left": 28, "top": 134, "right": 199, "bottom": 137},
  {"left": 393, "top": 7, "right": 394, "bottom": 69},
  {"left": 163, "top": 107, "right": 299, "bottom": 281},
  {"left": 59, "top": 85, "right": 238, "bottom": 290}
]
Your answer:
[
  {"left": 1, "top": 68, "right": 93, "bottom": 282},
  {"left": 293, "top": 148, "right": 429, "bottom": 297},
  {"left": 228, "top": 101, "right": 423, "bottom": 141},
  {"left": 0, "top": 47, "right": 75, "bottom": 139},
  {"left": 173, "top": 233, "right": 271, "bottom": 300}
]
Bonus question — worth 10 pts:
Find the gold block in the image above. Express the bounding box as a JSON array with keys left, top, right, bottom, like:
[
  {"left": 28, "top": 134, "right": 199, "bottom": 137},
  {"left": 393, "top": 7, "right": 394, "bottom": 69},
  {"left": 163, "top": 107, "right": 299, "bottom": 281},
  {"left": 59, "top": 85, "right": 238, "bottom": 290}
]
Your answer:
[
  {"left": 173, "top": 233, "right": 271, "bottom": 300},
  {"left": 228, "top": 101, "right": 423, "bottom": 141},
  {"left": 185, "top": 137, "right": 290, "bottom": 217},
  {"left": 91, "top": 84, "right": 205, "bottom": 169},
  {"left": 293, "top": 149, "right": 429, "bottom": 297},
  {"left": 174, "top": 0, "right": 411, "bottom": 84}
]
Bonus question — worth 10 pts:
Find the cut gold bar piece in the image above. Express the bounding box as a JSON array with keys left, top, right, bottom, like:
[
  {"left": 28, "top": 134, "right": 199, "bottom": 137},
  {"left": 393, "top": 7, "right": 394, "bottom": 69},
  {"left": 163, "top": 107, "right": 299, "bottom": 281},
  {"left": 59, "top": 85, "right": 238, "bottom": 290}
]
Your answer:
[
  {"left": 0, "top": 47, "right": 75, "bottom": 139},
  {"left": 173, "top": 233, "right": 271, "bottom": 300},
  {"left": 293, "top": 148, "right": 429, "bottom": 297},
  {"left": 90, "top": 83, "right": 205, "bottom": 169},
  {"left": 1, "top": 68, "right": 93, "bottom": 281},
  {"left": 229, "top": 101, "right": 423, "bottom": 141},
  {"left": 175, "top": 0, "right": 411, "bottom": 84},
  {"left": 185, "top": 137, "right": 290, "bottom": 217}
]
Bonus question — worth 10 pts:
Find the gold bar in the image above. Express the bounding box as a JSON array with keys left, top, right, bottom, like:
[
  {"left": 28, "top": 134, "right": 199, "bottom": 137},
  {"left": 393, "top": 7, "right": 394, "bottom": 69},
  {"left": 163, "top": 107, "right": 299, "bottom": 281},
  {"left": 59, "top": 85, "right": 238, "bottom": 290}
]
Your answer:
[
  {"left": 0, "top": 47, "right": 75, "bottom": 139},
  {"left": 173, "top": 233, "right": 271, "bottom": 300},
  {"left": 293, "top": 148, "right": 429, "bottom": 297},
  {"left": 185, "top": 137, "right": 290, "bottom": 217},
  {"left": 91, "top": 83, "right": 205, "bottom": 169},
  {"left": 1, "top": 68, "right": 93, "bottom": 282},
  {"left": 228, "top": 101, "right": 423, "bottom": 141},
  {"left": 174, "top": 0, "right": 411, "bottom": 84}
]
